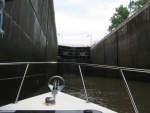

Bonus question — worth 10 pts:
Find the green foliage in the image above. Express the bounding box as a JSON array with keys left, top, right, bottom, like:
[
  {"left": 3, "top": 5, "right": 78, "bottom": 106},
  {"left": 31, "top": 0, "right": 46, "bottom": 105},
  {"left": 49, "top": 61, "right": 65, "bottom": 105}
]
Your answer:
[
  {"left": 108, "top": 5, "right": 129, "bottom": 32},
  {"left": 129, "top": 0, "right": 149, "bottom": 13},
  {"left": 108, "top": 0, "right": 149, "bottom": 32}
]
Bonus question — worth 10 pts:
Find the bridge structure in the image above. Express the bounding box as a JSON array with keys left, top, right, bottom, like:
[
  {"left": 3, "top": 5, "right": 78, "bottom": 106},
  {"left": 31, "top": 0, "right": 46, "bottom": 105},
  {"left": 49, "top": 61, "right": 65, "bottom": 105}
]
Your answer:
[
  {"left": 57, "top": 45, "right": 91, "bottom": 75},
  {"left": 58, "top": 45, "right": 91, "bottom": 60}
]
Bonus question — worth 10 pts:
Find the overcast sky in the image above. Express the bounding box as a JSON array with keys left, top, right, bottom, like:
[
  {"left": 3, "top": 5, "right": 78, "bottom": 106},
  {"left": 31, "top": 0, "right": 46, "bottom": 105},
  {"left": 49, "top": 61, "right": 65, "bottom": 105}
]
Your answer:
[{"left": 54, "top": 0, "right": 129, "bottom": 47}]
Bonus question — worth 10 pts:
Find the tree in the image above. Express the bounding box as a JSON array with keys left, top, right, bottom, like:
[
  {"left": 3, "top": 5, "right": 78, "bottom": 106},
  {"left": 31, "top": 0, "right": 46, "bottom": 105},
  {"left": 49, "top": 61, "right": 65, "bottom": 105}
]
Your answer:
[
  {"left": 128, "top": 0, "right": 149, "bottom": 13},
  {"left": 108, "top": 0, "right": 149, "bottom": 32},
  {"left": 108, "top": 5, "right": 129, "bottom": 32}
]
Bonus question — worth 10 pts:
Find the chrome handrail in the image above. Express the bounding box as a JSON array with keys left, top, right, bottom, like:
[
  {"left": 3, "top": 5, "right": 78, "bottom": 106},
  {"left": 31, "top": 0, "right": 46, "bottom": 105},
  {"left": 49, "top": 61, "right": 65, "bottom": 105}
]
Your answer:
[
  {"left": 0, "top": 61, "right": 149, "bottom": 113},
  {"left": 0, "top": 61, "right": 150, "bottom": 73},
  {"left": 15, "top": 64, "right": 29, "bottom": 104},
  {"left": 79, "top": 65, "right": 89, "bottom": 103},
  {"left": 119, "top": 69, "right": 139, "bottom": 113}
]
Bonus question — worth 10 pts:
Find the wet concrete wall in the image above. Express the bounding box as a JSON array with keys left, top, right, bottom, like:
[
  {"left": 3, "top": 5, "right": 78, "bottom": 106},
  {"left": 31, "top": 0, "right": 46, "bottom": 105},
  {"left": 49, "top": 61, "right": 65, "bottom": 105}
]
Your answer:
[
  {"left": 91, "top": 2, "right": 150, "bottom": 81},
  {"left": 0, "top": 0, "right": 57, "bottom": 106},
  {"left": 0, "top": 0, "right": 57, "bottom": 62}
]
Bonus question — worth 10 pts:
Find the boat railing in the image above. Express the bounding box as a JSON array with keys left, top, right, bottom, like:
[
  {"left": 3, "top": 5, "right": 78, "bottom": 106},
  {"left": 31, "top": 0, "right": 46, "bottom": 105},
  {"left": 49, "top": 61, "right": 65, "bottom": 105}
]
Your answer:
[{"left": 1, "top": 61, "right": 150, "bottom": 113}]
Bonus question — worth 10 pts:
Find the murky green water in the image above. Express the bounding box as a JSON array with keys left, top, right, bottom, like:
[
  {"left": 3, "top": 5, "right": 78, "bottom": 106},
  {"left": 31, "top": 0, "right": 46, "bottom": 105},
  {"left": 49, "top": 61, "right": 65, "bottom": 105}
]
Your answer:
[{"left": 32, "top": 75, "right": 150, "bottom": 113}]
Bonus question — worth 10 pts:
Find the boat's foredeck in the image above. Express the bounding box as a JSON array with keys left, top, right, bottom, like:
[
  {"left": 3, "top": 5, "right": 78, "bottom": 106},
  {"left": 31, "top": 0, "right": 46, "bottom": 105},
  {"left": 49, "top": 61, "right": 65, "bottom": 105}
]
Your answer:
[{"left": 0, "top": 92, "right": 116, "bottom": 113}]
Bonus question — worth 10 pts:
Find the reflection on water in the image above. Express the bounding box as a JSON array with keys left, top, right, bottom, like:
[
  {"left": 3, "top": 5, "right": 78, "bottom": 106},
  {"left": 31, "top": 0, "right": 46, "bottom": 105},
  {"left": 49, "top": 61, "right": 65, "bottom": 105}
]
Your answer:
[{"left": 31, "top": 75, "right": 150, "bottom": 113}]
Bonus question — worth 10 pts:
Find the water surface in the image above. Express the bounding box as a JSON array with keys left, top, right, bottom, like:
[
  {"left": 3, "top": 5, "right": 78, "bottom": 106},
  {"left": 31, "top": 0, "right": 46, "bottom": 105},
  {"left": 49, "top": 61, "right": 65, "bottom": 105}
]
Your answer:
[{"left": 32, "top": 75, "right": 150, "bottom": 113}]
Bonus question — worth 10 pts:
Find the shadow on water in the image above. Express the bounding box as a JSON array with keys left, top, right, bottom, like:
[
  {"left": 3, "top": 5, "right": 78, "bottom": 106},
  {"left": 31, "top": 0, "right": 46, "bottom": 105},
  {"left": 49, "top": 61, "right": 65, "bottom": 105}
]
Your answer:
[{"left": 30, "top": 75, "right": 150, "bottom": 113}]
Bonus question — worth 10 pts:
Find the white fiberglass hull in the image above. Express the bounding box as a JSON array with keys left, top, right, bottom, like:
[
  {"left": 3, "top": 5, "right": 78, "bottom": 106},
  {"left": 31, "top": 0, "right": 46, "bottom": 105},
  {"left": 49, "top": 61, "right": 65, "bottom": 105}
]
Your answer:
[{"left": 0, "top": 92, "right": 116, "bottom": 113}]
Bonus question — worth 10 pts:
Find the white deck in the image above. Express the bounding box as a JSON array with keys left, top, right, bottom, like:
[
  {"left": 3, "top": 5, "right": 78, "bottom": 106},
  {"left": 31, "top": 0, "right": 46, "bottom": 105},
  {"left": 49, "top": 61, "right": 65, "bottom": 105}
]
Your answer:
[{"left": 0, "top": 92, "right": 116, "bottom": 113}]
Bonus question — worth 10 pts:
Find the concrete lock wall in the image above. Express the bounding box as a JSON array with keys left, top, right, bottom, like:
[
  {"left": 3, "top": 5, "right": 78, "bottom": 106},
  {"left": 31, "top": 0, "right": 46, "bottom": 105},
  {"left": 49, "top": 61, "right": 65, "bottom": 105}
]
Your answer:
[
  {"left": 0, "top": 0, "right": 57, "bottom": 105},
  {"left": 91, "top": 2, "right": 150, "bottom": 81}
]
